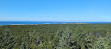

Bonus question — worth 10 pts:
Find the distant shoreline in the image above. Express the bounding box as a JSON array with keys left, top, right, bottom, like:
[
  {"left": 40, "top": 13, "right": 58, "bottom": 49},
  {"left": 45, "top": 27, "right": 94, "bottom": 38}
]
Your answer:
[
  {"left": 0, "top": 23, "right": 86, "bottom": 25},
  {"left": 9, "top": 23, "right": 87, "bottom": 25},
  {"left": 1, "top": 23, "right": 111, "bottom": 26},
  {"left": 0, "top": 21, "right": 111, "bottom": 25}
]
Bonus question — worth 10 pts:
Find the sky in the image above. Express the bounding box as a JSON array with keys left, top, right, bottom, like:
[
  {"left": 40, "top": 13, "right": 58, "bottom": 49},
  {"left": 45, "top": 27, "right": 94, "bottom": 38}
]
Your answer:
[{"left": 0, "top": 0, "right": 111, "bottom": 22}]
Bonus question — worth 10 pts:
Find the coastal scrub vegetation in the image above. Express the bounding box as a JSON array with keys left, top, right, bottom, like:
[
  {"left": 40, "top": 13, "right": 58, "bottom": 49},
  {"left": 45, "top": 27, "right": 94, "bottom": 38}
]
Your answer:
[{"left": 0, "top": 24, "right": 111, "bottom": 49}]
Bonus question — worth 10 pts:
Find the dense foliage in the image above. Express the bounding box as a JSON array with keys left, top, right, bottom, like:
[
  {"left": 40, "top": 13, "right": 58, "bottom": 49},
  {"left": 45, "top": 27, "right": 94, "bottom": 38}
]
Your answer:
[{"left": 0, "top": 24, "right": 111, "bottom": 49}]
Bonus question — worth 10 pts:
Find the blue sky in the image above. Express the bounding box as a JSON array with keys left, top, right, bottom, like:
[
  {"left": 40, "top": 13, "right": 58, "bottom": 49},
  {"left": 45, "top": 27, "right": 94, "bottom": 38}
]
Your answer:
[{"left": 0, "top": 0, "right": 111, "bottom": 22}]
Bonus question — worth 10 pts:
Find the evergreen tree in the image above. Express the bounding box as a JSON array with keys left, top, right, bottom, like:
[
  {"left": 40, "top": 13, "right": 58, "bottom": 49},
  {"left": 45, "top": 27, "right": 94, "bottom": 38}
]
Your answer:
[{"left": 56, "top": 26, "right": 71, "bottom": 49}]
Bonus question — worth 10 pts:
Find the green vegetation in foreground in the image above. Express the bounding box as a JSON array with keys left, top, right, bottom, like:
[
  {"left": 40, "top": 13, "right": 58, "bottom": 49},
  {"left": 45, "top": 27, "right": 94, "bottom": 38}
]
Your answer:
[{"left": 0, "top": 24, "right": 111, "bottom": 49}]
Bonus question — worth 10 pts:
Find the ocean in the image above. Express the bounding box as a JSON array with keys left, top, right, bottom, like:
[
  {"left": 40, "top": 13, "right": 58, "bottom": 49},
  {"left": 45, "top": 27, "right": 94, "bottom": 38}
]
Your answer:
[{"left": 0, "top": 21, "right": 111, "bottom": 25}]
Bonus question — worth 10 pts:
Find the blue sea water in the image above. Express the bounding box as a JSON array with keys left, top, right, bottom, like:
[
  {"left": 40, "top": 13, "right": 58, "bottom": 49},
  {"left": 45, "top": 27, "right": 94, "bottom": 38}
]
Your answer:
[{"left": 0, "top": 21, "right": 111, "bottom": 25}]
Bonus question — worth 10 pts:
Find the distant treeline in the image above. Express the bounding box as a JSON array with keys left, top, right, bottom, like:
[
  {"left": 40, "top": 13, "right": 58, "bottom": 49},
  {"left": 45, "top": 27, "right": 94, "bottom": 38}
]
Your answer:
[{"left": 0, "top": 24, "right": 111, "bottom": 49}]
